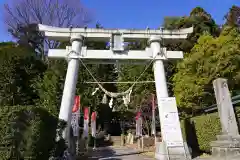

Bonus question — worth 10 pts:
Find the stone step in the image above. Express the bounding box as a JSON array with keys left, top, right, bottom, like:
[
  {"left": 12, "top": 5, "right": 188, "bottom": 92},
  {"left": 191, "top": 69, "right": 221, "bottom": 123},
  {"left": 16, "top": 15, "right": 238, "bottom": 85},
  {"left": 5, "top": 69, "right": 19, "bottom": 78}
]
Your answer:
[
  {"left": 212, "top": 147, "right": 240, "bottom": 157},
  {"left": 217, "top": 135, "right": 240, "bottom": 141},
  {"left": 211, "top": 140, "right": 240, "bottom": 148},
  {"left": 216, "top": 135, "right": 233, "bottom": 141}
]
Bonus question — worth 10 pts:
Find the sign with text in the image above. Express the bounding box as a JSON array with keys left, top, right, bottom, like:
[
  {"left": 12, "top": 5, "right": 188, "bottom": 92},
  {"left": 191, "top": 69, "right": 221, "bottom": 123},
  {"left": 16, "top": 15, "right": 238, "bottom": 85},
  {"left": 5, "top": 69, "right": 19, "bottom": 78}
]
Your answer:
[
  {"left": 158, "top": 97, "right": 184, "bottom": 147},
  {"left": 83, "top": 107, "right": 89, "bottom": 138},
  {"left": 71, "top": 95, "right": 81, "bottom": 137}
]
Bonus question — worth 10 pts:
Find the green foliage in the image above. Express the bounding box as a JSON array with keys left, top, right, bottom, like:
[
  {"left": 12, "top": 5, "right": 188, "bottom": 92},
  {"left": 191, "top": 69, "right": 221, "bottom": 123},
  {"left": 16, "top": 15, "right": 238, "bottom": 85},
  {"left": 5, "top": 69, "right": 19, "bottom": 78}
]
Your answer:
[
  {"left": 163, "top": 7, "right": 219, "bottom": 52},
  {"left": 162, "top": 7, "right": 221, "bottom": 108},
  {"left": 173, "top": 28, "right": 240, "bottom": 114},
  {"left": 181, "top": 113, "right": 221, "bottom": 152},
  {"left": 0, "top": 42, "right": 46, "bottom": 106},
  {"left": 34, "top": 60, "right": 67, "bottom": 116},
  {"left": 0, "top": 105, "right": 58, "bottom": 159}
]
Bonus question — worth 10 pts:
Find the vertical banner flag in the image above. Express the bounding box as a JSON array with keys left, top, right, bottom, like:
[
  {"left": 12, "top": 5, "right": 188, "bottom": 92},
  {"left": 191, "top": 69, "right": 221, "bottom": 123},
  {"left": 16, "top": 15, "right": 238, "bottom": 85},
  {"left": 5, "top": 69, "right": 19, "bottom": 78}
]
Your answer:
[
  {"left": 72, "top": 95, "right": 80, "bottom": 112},
  {"left": 91, "top": 112, "right": 97, "bottom": 137},
  {"left": 136, "top": 112, "right": 142, "bottom": 137},
  {"left": 71, "top": 95, "right": 81, "bottom": 137},
  {"left": 151, "top": 94, "right": 156, "bottom": 135},
  {"left": 83, "top": 107, "right": 89, "bottom": 138}
]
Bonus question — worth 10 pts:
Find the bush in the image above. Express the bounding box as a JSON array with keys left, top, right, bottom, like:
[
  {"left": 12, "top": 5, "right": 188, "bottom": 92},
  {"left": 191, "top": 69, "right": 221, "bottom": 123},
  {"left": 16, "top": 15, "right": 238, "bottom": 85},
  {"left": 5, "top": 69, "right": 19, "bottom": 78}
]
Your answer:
[
  {"left": 0, "top": 105, "right": 59, "bottom": 160},
  {"left": 181, "top": 113, "right": 221, "bottom": 153},
  {"left": 0, "top": 105, "right": 28, "bottom": 159}
]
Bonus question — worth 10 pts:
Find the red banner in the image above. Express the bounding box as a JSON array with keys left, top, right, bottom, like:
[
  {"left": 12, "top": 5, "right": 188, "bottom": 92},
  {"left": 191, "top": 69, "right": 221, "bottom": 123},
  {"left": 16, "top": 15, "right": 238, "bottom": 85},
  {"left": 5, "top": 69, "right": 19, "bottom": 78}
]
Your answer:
[
  {"left": 135, "top": 111, "right": 141, "bottom": 120},
  {"left": 83, "top": 107, "right": 89, "bottom": 138},
  {"left": 91, "top": 112, "right": 97, "bottom": 137},
  {"left": 72, "top": 95, "right": 80, "bottom": 113},
  {"left": 84, "top": 107, "right": 89, "bottom": 120},
  {"left": 91, "top": 112, "right": 97, "bottom": 121}
]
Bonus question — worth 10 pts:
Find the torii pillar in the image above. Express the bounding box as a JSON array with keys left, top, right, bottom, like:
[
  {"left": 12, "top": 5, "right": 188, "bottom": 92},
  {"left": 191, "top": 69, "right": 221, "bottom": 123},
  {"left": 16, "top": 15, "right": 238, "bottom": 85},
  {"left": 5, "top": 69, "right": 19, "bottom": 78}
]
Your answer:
[
  {"left": 150, "top": 36, "right": 168, "bottom": 97},
  {"left": 150, "top": 36, "right": 191, "bottom": 160},
  {"left": 58, "top": 34, "right": 83, "bottom": 155}
]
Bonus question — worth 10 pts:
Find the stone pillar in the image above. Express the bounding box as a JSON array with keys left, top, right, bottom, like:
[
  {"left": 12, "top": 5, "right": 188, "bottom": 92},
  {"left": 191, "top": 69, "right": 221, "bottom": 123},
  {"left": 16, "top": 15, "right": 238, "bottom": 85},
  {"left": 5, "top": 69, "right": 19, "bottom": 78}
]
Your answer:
[
  {"left": 150, "top": 36, "right": 168, "bottom": 98},
  {"left": 211, "top": 78, "right": 240, "bottom": 159},
  {"left": 213, "top": 78, "right": 239, "bottom": 135},
  {"left": 150, "top": 36, "right": 191, "bottom": 160},
  {"left": 58, "top": 34, "right": 83, "bottom": 149}
]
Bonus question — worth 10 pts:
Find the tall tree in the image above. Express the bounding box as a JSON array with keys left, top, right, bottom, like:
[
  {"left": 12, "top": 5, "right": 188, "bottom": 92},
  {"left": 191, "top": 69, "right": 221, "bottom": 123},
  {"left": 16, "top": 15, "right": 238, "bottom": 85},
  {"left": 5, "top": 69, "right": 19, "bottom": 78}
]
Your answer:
[
  {"left": 224, "top": 5, "right": 240, "bottom": 27},
  {"left": 163, "top": 7, "right": 219, "bottom": 52},
  {"left": 173, "top": 28, "right": 240, "bottom": 116},
  {"left": 4, "top": 0, "right": 91, "bottom": 59}
]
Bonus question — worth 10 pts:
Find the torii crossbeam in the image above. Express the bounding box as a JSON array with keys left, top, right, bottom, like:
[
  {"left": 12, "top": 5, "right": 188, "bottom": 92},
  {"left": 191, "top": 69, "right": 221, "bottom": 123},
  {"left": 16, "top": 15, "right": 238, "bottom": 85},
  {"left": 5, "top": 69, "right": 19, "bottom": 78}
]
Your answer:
[
  {"left": 38, "top": 24, "right": 193, "bottom": 160},
  {"left": 38, "top": 24, "right": 193, "bottom": 64}
]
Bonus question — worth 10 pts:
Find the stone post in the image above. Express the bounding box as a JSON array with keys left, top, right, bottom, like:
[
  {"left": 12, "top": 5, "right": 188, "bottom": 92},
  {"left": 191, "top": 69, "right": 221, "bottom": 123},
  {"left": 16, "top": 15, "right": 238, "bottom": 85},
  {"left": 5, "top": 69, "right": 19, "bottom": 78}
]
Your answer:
[{"left": 211, "top": 78, "right": 240, "bottom": 159}]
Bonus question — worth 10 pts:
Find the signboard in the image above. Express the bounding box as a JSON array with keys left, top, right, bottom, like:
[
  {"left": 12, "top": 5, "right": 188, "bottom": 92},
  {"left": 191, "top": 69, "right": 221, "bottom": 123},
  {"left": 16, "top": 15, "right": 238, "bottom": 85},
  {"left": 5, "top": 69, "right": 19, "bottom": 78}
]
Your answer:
[
  {"left": 71, "top": 96, "right": 80, "bottom": 137},
  {"left": 71, "top": 113, "right": 80, "bottom": 137},
  {"left": 158, "top": 97, "right": 184, "bottom": 147}
]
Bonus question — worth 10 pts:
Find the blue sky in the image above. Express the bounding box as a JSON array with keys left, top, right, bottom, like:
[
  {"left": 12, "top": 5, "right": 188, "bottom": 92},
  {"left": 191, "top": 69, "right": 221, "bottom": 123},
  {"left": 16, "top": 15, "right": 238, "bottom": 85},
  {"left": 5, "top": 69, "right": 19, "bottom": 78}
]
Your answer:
[{"left": 0, "top": 0, "right": 240, "bottom": 41}]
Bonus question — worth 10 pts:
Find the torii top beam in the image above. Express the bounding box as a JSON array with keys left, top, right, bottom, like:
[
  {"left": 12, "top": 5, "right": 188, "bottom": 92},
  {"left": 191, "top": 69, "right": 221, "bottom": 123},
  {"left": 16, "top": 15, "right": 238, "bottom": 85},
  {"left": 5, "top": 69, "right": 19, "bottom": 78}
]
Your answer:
[
  {"left": 38, "top": 24, "right": 193, "bottom": 42},
  {"left": 38, "top": 24, "right": 193, "bottom": 63}
]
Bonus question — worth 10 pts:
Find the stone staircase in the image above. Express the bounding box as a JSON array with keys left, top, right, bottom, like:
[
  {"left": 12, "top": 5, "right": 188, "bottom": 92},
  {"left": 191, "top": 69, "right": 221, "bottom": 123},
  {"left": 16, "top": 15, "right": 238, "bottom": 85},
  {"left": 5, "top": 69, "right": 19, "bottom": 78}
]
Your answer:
[
  {"left": 195, "top": 135, "right": 240, "bottom": 160},
  {"left": 211, "top": 135, "right": 240, "bottom": 158}
]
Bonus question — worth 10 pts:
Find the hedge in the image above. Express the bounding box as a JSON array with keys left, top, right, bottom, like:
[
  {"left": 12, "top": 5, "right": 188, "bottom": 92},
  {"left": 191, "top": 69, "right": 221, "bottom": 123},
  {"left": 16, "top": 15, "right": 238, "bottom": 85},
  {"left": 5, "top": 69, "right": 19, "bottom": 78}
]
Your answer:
[
  {"left": 181, "top": 113, "right": 221, "bottom": 153},
  {"left": 0, "top": 105, "right": 59, "bottom": 160}
]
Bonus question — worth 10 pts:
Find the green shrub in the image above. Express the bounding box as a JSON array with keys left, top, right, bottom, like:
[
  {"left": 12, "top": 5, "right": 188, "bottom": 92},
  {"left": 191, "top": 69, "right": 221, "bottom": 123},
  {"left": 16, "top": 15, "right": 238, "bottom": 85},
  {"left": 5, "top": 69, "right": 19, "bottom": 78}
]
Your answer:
[
  {"left": 181, "top": 113, "right": 221, "bottom": 153},
  {"left": 0, "top": 105, "right": 59, "bottom": 160},
  {"left": 0, "top": 105, "right": 29, "bottom": 159},
  {"left": 193, "top": 113, "right": 221, "bottom": 152}
]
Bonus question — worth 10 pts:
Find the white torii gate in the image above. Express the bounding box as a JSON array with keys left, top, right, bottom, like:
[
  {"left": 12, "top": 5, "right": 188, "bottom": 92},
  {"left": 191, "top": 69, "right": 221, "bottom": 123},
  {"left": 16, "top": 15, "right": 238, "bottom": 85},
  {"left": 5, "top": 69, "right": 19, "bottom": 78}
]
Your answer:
[{"left": 38, "top": 24, "right": 193, "bottom": 160}]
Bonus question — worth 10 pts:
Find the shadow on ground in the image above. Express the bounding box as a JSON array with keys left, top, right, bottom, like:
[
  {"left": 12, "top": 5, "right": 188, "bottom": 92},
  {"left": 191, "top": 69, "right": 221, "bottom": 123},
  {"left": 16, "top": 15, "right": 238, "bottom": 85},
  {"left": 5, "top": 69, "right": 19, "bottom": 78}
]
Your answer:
[
  {"left": 95, "top": 138, "right": 114, "bottom": 148},
  {"left": 86, "top": 147, "right": 147, "bottom": 160}
]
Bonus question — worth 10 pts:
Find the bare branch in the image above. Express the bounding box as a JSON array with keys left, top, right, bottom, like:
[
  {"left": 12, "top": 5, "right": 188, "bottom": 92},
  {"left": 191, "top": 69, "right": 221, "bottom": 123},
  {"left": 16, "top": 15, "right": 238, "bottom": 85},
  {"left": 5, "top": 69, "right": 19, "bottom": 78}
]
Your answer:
[
  {"left": 5, "top": 0, "right": 91, "bottom": 28},
  {"left": 4, "top": 0, "right": 92, "bottom": 59}
]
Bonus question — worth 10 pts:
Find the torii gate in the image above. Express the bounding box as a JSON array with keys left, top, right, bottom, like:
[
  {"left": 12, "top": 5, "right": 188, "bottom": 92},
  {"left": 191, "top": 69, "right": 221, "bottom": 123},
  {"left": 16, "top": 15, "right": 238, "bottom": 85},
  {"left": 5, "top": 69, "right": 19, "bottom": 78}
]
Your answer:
[{"left": 38, "top": 24, "right": 193, "bottom": 160}]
